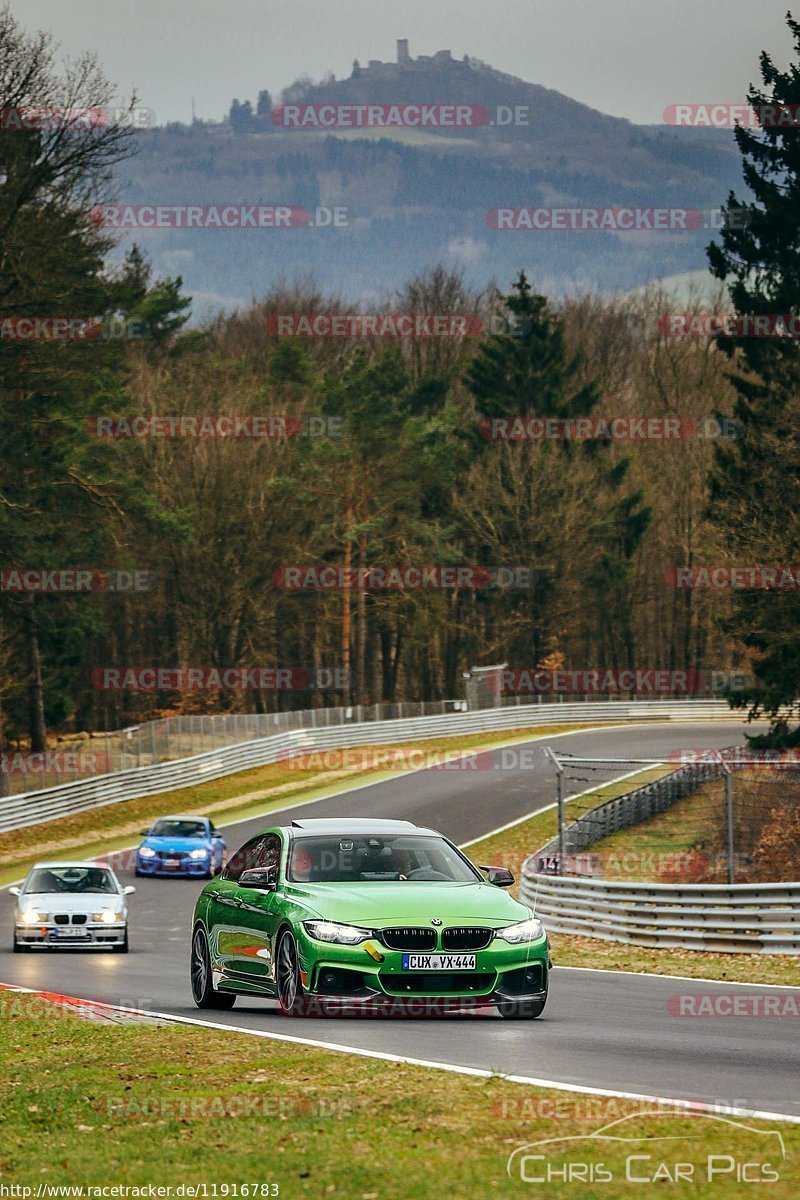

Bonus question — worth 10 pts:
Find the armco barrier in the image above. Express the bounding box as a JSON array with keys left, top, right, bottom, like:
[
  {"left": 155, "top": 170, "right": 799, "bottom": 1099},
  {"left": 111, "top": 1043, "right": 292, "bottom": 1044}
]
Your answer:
[
  {"left": 0, "top": 698, "right": 737, "bottom": 835},
  {"left": 519, "top": 870, "right": 800, "bottom": 953}
]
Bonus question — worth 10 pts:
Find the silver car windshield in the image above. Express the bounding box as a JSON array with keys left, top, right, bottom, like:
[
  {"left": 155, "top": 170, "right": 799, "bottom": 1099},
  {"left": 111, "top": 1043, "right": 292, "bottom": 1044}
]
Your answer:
[
  {"left": 25, "top": 867, "right": 118, "bottom": 895},
  {"left": 287, "top": 835, "right": 482, "bottom": 883}
]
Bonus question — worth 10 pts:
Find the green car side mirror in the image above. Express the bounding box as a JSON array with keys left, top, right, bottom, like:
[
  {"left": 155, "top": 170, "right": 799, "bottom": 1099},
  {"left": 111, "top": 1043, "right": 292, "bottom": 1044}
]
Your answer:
[{"left": 239, "top": 868, "right": 277, "bottom": 891}]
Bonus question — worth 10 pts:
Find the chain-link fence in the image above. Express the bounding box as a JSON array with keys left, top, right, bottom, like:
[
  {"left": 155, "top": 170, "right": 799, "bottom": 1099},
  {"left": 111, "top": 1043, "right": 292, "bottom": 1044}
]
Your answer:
[
  {"left": 536, "top": 747, "right": 800, "bottom": 885},
  {"left": 1, "top": 703, "right": 470, "bottom": 796},
  {"left": 0, "top": 692, "right": 735, "bottom": 799}
]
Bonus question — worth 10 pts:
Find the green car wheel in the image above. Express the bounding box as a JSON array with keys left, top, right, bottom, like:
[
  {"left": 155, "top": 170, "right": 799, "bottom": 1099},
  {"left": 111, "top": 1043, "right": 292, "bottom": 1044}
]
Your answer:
[
  {"left": 191, "top": 926, "right": 236, "bottom": 1010},
  {"left": 277, "top": 930, "right": 306, "bottom": 1016}
]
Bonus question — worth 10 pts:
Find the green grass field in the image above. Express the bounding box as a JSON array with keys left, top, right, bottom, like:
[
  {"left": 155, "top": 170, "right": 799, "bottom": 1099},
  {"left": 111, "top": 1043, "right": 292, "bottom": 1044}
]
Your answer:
[{"left": 0, "top": 991, "right": 796, "bottom": 1198}]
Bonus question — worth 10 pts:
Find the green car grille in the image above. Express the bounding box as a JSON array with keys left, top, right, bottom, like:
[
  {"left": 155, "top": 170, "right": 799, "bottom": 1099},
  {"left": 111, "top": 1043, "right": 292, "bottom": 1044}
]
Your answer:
[
  {"left": 441, "top": 926, "right": 493, "bottom": 950},
  {"left": 380, "top": 972, "right": 495, "bottom": 994},
  {"left": 378, "top": 927, "right": 437, "bottom": 951}
]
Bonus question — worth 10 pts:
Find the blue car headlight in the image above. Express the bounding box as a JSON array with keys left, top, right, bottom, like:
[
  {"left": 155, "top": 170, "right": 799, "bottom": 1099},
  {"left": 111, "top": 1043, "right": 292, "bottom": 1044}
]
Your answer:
[
  {"left": 303, "top": 920, "right": 372, "bottom": 945},
  {"left": 494, "top": 916, "right": 545, "bottom": 944},
  {"left": 189, "top": 848, "right": 210, "bottom": 860},
  {"left": 138, "top": 846, "right": 156, "bottom": 859}
]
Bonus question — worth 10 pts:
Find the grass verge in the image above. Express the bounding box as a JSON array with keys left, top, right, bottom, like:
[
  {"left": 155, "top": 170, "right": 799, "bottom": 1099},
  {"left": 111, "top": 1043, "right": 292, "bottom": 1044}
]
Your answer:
[
  {"left": 0, "top": 724, "right": 604, "bottom": 888},
  {"left": 0, "top": 991, "right": 796, "bottom": 1197},
  {"left": 585, "top": 771, "right": 800, "bottom": 884}
]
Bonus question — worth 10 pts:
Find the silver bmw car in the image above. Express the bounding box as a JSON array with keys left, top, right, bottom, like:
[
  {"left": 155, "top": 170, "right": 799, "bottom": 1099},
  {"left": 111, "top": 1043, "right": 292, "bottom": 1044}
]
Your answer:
[{"left": 11, "top": 861, "right": 135, "bottom": 952}]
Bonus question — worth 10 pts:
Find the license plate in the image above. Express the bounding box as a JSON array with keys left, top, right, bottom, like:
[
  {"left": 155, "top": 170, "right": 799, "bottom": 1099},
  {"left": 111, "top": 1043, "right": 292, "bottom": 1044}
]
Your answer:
[
  {"left": 164, "top": 859, "right": 181, "bottom": 868},
  {"left": 52, "top": 928, "right": 86, "bottom": 938},
  {"left": 401, "top": 954, "right": 476, "bottom": 970}
]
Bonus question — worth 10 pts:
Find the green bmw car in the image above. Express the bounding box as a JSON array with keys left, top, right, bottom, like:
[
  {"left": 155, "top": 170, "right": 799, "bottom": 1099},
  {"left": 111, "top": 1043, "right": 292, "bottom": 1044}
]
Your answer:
[{"left": 190, "top": 818, "right": 550, "bottom": 1019}]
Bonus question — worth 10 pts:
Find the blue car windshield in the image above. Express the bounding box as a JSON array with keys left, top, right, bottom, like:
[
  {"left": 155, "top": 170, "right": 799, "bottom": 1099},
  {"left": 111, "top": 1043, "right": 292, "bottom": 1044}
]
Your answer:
[
  {"left": 287, "top": 835, "right": 481, "bottom": 883},
  {"left": 150, "top": 820, "right": 208, "bottom": 839}
]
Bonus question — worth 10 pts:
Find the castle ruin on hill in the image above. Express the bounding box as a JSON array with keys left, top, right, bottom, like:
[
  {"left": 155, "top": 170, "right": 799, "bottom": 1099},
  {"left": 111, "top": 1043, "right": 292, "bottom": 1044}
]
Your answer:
[{"left": 353, "top": 40, "right": 468, "bottom": 78}]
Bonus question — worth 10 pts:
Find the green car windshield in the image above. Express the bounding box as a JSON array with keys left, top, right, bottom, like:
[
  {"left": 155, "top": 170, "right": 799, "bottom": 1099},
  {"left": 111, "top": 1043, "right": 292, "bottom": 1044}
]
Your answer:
[{"left": 287, "top": 835, "right": 481, "bottom": 884}]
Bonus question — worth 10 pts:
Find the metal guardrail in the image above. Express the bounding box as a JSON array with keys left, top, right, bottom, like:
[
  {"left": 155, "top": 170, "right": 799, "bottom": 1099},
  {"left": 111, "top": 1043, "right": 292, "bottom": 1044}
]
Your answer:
[
  {"left": 1, "top": 698, "right": 737, "bottom": 833},
  {"left": 519, "top": 870, "right": 800, "bottom": 953},
  {"left": 2, "top": 692, "right": 735, "bottom": 796}
]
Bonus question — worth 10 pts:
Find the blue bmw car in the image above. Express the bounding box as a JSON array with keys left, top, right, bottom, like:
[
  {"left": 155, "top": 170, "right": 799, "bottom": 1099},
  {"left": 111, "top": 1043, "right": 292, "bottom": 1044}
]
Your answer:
[{"left": 135, "top": 815, "right": 227, "bottom": 878}]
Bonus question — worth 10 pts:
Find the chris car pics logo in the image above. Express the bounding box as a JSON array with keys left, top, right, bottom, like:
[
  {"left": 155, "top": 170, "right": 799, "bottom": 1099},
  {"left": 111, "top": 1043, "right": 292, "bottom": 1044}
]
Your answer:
[{"left": 506, "top": 1111, "right": 785, "bottom": 1185}]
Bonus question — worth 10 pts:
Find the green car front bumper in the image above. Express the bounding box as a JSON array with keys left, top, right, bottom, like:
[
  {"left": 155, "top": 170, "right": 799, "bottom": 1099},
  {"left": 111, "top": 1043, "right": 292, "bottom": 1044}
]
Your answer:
[{"left": 295, "top": 925, "right": 550, "bottom": 1005}]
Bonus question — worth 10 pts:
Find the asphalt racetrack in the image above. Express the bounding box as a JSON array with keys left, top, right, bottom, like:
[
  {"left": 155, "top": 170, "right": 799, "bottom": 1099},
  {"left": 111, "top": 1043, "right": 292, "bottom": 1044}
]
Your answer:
[{"left": 3, "top": 721, "right": 798, "bottom": 1120}]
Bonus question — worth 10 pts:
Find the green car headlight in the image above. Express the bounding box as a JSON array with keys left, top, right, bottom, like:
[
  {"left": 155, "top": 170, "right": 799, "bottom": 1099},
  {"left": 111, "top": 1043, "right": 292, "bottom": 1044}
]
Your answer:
[
  {"left": 494, "top": 916, "right": 545, "bottom": 944},
  {"left": 303, "top": 920, "right": 372, "bottom": 945}
]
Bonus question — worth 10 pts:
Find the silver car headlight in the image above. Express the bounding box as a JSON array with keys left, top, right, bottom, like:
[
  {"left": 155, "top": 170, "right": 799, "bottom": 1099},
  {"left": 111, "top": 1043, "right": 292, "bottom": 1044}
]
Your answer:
[
  {"left": 93, "top": 909, "right": 122, "bottom": 924},
  {"left": 494, "top": 916, "right": 545, "bottom": 944},
  {"left": 303, "top": 920, "right": 372, "bottom": 945},
  {"left": 18, "top": 909, "right": 48, "bottom": 925}
]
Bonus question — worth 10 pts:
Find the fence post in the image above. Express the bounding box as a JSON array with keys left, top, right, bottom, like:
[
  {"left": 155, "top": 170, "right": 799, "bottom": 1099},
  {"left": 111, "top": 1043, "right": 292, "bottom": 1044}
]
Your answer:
[
  {"left": 543, "top": 746, "right": 565, "bottom": 872},
  {"left": 724, "top": 768, "right": 735, "bottom": 885}
]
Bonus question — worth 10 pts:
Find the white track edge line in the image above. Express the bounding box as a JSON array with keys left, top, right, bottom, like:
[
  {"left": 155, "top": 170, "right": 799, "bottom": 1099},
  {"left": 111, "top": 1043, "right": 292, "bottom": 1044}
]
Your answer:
[{"left": 1, "top": 982, "right": 797, "bottom": 1126}]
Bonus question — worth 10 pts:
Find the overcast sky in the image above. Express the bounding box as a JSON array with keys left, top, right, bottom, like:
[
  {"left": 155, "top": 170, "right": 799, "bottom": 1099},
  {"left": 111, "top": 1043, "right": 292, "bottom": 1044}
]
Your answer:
[{"left": 7, "top": 0, "right": 796, "bottom": 125}]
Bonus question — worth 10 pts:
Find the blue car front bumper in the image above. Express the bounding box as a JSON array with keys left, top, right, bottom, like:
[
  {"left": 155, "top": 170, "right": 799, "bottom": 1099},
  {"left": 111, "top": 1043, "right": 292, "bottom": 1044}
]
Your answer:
[{"left": 136, "top": 854, "right": 213, "bottom": 876}]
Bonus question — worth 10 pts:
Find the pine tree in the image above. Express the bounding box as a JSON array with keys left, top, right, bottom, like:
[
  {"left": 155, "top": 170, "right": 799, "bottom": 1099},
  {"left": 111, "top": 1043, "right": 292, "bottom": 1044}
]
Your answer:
[
  {"left": 463, "top": 273, "right": 650, "bottom": 674},
  {"left": 706, "top": 13, "right": 800, "bottom": 744}
]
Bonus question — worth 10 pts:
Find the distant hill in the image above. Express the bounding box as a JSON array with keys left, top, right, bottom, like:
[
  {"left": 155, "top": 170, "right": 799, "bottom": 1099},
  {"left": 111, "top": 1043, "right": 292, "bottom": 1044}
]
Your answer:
[{"left": 113, "top": 41, "right": 746, "bottom": 317}]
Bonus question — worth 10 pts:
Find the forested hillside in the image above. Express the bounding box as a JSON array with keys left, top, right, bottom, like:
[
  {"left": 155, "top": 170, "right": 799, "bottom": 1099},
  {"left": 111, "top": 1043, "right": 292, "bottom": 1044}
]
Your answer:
[{"left": 111, "top": 50, "right": 743, "bottom": 312}]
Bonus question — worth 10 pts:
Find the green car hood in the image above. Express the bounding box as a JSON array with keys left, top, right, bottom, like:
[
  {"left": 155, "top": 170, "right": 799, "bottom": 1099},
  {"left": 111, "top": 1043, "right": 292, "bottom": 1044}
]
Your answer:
[{"left": 284, "top": 880, "right": 531, "bottom": 925}]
